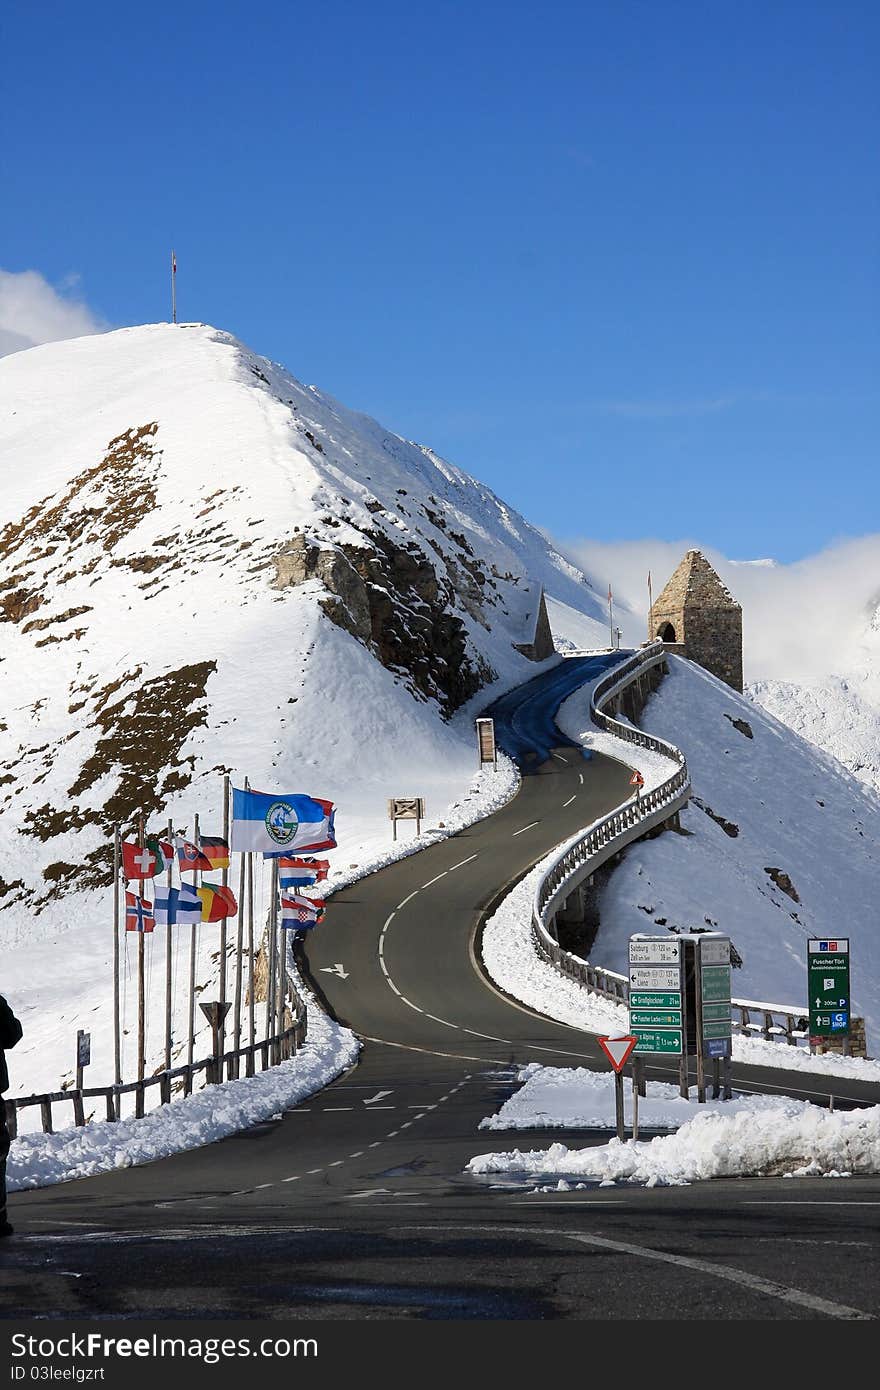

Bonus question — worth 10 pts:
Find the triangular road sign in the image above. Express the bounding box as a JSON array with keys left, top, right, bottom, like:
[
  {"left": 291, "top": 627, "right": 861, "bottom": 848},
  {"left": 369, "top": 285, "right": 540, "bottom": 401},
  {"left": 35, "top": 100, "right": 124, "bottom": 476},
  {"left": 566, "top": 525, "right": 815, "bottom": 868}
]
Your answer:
[
  {"left": 597, "top": 1034, "right": 637, "bottom": 1073},
  {"left": 629, "top": 770, "right": 644, "bottom": 786}
]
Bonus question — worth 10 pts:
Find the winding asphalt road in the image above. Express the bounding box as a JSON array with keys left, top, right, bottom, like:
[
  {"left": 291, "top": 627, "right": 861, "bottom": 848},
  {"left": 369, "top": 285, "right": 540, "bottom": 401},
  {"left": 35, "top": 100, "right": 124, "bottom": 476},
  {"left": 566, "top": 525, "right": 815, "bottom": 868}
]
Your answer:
[{"left": 4, "top": 654, "right": 880, "bottom": 1321}]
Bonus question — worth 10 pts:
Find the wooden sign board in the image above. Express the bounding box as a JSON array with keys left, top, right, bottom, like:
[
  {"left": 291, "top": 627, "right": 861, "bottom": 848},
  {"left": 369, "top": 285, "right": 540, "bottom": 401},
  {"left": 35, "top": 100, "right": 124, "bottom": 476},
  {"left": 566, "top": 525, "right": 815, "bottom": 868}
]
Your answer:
[{"left": 476, "top": 717, "right": 497, "bottom": 767}]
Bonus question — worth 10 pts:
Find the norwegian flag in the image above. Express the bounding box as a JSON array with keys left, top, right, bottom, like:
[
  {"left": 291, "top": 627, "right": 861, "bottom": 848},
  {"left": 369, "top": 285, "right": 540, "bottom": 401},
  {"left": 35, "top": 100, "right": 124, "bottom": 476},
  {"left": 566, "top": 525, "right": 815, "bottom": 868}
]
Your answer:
[{"left": 125, "top": 891, "right": 155, "bottom": 933}]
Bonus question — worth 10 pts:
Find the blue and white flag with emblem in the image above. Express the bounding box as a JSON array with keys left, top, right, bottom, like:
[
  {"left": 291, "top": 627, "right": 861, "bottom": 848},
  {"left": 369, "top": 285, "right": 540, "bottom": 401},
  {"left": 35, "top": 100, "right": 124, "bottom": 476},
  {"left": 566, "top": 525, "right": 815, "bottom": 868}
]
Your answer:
[{"left": 231, "top": 787, "right": 337, "bottom": 855}]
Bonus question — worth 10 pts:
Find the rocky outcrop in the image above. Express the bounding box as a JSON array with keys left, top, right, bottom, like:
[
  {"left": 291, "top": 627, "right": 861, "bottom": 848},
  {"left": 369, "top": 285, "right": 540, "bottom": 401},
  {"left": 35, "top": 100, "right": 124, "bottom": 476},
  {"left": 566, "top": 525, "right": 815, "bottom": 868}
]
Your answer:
[
  {"left": 272, "top": 534, "right": 372, "bottom": 643},
  {"left": 272, "top": 530, "right": 495, "bottom": 715}
]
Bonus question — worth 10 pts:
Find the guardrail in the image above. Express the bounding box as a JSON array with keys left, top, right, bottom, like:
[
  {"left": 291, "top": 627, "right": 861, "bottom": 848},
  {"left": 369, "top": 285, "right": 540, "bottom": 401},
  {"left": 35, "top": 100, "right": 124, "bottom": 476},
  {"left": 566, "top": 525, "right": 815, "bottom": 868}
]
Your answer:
[
  {"left": 530, "top": 642, "right": 810, "bottom": 1047},
  {"left": 6, "top": 998, "right": 308, "bottom": 1139}
]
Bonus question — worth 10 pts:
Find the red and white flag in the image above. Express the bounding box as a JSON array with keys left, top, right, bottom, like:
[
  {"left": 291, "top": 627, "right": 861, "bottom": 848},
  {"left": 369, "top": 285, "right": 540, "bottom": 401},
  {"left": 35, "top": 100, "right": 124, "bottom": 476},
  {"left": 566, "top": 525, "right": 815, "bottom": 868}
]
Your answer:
[{"left": 122, "top": 840, "right": 163, "bottom": 881}]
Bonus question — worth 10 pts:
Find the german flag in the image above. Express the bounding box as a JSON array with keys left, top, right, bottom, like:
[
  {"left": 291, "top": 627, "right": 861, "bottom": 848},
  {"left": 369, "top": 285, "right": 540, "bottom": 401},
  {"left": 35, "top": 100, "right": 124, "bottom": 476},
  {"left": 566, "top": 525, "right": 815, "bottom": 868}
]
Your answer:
[{"left": 200, "top": 836, "right": 230, "bottom": 871}]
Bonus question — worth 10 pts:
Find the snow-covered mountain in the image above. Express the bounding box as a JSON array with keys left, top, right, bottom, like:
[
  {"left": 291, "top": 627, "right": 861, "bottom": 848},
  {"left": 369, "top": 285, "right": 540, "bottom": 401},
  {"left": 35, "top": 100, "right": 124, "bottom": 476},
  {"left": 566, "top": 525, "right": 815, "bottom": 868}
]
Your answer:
[
  {"left": 0, "top": 322, "right": 612, "bottom": 1094},
  {"left": 0, "top": 322, "right": 607, "bottom": 909},
  {"left": 2, "top": 320, "right": 878, "bottom": 1103}
]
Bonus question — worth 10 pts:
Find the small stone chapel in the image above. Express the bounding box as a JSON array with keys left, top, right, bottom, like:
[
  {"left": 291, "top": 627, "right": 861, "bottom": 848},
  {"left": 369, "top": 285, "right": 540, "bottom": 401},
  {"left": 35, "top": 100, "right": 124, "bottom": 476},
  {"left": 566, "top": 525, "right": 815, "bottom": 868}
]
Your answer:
[{"left": 649, "top": 549, "right": 743, "bottom": 691}]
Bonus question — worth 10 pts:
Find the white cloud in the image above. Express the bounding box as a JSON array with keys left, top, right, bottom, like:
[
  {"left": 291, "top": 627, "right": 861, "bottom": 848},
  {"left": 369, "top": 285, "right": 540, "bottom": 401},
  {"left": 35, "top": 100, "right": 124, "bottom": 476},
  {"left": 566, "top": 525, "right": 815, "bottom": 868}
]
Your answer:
[
  {"left": 556, "top": 533, "right": 880, "bottom": 684},
  {"left": 0, "top": 268, "right": 106, "bottom": 357}
]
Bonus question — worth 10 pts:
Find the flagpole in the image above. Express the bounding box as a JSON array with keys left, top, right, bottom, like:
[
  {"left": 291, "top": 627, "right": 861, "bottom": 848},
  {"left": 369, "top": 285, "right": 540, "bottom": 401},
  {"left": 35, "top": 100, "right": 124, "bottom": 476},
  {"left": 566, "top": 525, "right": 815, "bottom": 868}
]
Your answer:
[
  {"left": 273, "top": 859, "right": 284, "bottom": 1064},
  {"left": 186, "top": 812, "right": 200, "bottom": 1094},
  {"left": 164, "top": 817, "right": 174, "bottom": 1074},
  {"left": 232, "top": 844, "right": 246, "bottom": 1079},
  {"left": 647, "top": 571, "right": 654, "bottom": 642},
  {"left": 265, "top": 860, "right": 277, "bottom": 1061},
  {"left": 246, "top": 846, "right": 255, "bottom": 1076},
  {"left": 136, "top": 814, "right": 146, "bottom": 1117},
  {"left": 218, "top": 774, "right": 230, "bottom": 1077},
  {"left": 113, "top": 826, "right": 122, "bottom": 1092},
  {"left": 608, "top": 585, "right": 614, "bottom": 649},
  {"left": 171, "top": 249, "right": 177, "bottom": 324}
]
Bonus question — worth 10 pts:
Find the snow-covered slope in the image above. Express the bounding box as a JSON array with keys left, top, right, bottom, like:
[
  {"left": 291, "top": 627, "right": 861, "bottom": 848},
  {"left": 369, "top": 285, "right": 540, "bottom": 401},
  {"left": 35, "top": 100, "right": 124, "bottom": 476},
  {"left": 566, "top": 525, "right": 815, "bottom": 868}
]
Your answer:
[
  {"left": 590, "top": 657, "right": 880, "bottom": 1048},
  {"left": 0, "top": 322, "right": 609, "bottom": 1095},
  {"left": 745, "top": 598, "right": 880, "bottom": 796}
]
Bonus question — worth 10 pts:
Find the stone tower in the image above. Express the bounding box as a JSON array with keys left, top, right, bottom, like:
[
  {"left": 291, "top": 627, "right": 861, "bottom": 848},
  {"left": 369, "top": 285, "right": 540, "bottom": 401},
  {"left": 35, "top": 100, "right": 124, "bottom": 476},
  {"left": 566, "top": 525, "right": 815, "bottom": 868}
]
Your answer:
[{"left": 650, "top": 550, "right": 743, "bottom": 691}]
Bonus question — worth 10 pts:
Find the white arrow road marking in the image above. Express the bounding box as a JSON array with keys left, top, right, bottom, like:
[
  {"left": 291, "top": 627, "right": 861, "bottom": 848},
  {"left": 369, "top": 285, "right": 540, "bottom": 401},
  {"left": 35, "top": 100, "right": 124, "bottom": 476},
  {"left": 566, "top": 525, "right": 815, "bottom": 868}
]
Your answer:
[
  {"left": 320, "top": 963, "right": 349, "bottom": 979},
  {"left": 363, "top": 1090, "right": 393, "bottom": 1105}
]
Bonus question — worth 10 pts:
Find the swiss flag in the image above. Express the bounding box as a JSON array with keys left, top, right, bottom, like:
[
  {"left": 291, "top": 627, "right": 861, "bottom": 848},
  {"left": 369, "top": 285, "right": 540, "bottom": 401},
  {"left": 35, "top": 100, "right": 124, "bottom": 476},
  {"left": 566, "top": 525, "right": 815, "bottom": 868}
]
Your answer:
[{"left": 122, "top": 840, "right": 160, "bottom": 881}]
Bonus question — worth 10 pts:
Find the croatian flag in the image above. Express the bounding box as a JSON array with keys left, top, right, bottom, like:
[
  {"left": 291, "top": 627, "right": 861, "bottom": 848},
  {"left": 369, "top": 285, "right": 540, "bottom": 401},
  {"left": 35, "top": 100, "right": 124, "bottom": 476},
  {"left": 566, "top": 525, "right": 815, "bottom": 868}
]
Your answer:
[
  {"left": 231, "top": 787, "right": 336, "bottom": 855},
  {"left": 280, "top": 892, "right": 325, "bottom": 930},
  {"left": 278, "top": 856, "right": 330, "bottom": 890},
  {"left": 125, "top": 892, "right": 155, "bottom": 933}
]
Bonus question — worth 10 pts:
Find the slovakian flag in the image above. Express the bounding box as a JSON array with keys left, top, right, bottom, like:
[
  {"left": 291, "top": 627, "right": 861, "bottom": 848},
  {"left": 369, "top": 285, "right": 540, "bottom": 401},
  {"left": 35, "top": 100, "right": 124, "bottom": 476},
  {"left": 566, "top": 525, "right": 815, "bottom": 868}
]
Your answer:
[
  {"left": 231, "top": 787, "right": 337, "bottom": 855},
  {"left": 125, "top": 891, "right": 155, "bottom": 933},
  {"left": 200, "top": 836, "right": 230, "bottom": 872},
  {"left": 278, "top": 856, "right": 330, "bottom": 890},
  {"left": 122, "top": 840, "right": 165, "bottom": 882},
  {"left": 280, "top": 892, "right": 325, "bottom": 930},
  {"left": 175, "top": 837, "right": 212, "bottom": 873},
  {"left": 197, "top": 882, "right": 238, "bottom": 923}
]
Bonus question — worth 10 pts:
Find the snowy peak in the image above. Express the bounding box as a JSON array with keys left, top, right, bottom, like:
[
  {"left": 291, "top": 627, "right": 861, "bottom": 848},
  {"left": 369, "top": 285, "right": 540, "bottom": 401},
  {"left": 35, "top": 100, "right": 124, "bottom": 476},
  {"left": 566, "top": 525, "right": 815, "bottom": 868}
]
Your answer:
[{"left": 0, "top": 322, "right": 609, "bottom": 916}]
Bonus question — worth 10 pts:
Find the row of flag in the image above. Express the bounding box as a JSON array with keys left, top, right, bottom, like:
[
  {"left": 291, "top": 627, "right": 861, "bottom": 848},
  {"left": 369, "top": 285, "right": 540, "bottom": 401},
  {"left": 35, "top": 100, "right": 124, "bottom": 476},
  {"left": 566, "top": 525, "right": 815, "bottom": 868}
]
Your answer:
[
  {"left": 124, "top": 855, "right": 330, "bottom": 932},
  {"left": 121, "top": 787, "right": 336, "bottom": 934},
  {"left": 120, "top": 791, "right": 337, "bottom": 884}
]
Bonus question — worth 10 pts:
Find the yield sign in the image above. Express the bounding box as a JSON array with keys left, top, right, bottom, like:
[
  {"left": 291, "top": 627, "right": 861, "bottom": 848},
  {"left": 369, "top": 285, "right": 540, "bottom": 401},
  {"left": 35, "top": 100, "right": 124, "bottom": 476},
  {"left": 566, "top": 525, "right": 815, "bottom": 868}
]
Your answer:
[
  {"left": 629, "top": 770, "right": 644, "bottom": 786},
  {"left": 597, "top": 1035, "right": 637, "bottom": 1073}
]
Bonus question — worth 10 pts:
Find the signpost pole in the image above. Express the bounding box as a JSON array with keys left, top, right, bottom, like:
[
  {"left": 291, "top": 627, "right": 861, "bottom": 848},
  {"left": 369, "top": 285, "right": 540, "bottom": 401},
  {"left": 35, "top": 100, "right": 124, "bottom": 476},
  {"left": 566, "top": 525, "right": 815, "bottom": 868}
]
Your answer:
[
  {"left": 631, "top": 1067, "right": 639, "bottom": 1141},
  {"left": 614, "top": 1072, "right": 625, "bottom": 1141},
  {"left": 597, "top": 1036, "right": 637, "bottom": 1141},
  {"left": 695, "top": 942, "right": 706, "bottom": 1104}
]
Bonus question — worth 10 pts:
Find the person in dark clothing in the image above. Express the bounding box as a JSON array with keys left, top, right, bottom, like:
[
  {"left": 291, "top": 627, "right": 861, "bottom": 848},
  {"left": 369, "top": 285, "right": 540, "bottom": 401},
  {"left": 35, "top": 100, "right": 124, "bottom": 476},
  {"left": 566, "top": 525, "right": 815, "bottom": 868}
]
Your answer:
[{"left": 0, "top": 994, "right": 22, "bottom": 1238}]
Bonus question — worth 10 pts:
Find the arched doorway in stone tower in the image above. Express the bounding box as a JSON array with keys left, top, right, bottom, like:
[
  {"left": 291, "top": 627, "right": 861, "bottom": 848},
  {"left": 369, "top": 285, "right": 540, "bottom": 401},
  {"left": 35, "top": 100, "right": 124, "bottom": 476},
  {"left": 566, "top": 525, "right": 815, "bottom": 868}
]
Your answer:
[{"left": 657, "top": 621, "right": 677, "bottom": 642}]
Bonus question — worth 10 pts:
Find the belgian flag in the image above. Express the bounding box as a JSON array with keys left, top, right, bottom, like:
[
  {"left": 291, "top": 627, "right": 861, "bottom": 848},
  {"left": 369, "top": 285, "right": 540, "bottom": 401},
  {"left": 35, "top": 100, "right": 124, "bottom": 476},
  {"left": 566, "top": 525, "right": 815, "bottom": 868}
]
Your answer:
[
  {"left": 197, "top": 883, "right": 238, "bottom": 922},
  {"left": 200, "top": 836, "right": 231, "bottom": 871}
]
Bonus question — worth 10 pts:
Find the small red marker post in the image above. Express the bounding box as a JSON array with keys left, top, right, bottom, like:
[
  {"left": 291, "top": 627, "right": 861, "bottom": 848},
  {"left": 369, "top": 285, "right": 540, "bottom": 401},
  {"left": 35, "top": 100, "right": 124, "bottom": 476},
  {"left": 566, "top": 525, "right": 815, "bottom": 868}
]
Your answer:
[{"left": 597, "top": 1034, "right": 637, "bottom": 1140}]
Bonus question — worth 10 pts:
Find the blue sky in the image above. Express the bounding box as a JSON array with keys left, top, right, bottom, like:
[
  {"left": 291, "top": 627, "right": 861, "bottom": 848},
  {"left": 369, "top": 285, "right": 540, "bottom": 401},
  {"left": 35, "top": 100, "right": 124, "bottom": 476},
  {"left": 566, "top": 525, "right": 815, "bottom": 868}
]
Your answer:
[{"left": 2, "top": 0, "right": 878, "bottom": 562}]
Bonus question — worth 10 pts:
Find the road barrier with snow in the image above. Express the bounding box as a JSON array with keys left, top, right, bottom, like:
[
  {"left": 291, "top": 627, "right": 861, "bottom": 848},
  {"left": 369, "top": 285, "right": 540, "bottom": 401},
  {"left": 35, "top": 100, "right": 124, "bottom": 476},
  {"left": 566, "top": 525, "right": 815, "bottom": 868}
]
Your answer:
[{"left": 531, "top": 641, "right": 811, "bottom": 1049}]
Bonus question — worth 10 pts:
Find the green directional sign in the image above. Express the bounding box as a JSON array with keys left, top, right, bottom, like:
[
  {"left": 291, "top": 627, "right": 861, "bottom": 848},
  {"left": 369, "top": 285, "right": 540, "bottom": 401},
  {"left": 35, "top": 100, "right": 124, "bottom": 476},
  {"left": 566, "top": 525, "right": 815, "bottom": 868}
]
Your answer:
[
  {"left": 701, "top": 1002, "right": 732, "bottom": 1022},
  {"left": 630, "top": 991, "right": 681, "bottom": 1009},
  {"left": 807, "top": 938, "right": 850, "bottom": 1038},
  {"left": 700, "top": 965, "right": 731, "bottom": 1003},
  {"left": 630, "top": 1009, "right": 682, "bottom": 1027},
  {"left": 633, "top": 1027, "right": 682, "bottom": 1055},
  {"left": 702, "top": 1020, "right": 733, "bottom": 1039}
]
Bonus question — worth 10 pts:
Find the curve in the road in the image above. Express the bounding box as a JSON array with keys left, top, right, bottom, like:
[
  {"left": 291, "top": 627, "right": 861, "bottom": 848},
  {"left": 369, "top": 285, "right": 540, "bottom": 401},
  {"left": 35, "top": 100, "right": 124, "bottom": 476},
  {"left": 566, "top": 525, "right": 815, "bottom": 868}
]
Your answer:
[{"left": 8, "top": 651, "right": 880, "bottom": 1321}]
